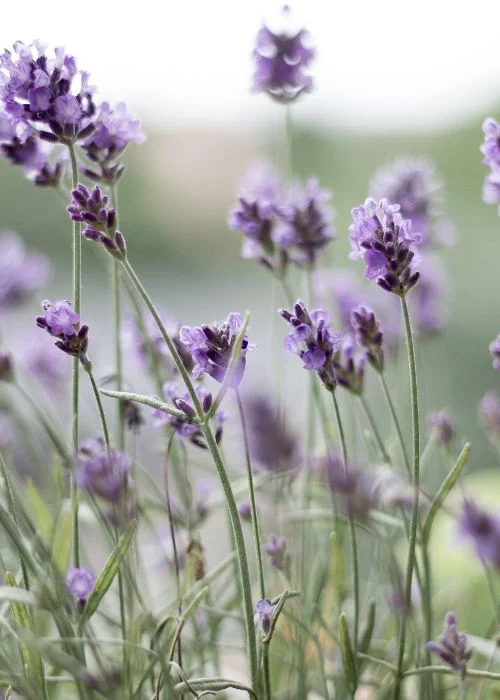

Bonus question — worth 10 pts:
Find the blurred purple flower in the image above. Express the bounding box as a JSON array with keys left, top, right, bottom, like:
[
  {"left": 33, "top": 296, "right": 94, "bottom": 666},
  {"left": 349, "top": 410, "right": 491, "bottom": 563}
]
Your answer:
[
  {"left": 426, "top": 612, "right": 472, "bottom": 674},
  {"left": 252, "top": 7, "right": 315, "bottom": 102},
  {"left": 479, "top": 391, "right": 500, "bottom": 441},
  {"left": 68, "top": 184, "right": 126, "bottom": 259},
  {"left": 351, "top": 305, "right": 384, "bottom": 373},
  {"left": 320, "top": 452, "right": 375, "bottom": 520},
  {"left": 255, "top": 598, "right": 275, "bottom": 634},
  {"left": 331, "top": 335, "right": 365, "bottom": 396},
  {"left": 0, "top": 232, "right": 50, "bottom": 312},
  {"left": 481, "top": 118, "right": 500, "bottom": 207},
  {"left": 428, "top": 409, "right": 455, "bottom": 445},
  {"left": 76, "top": 436, "right": 131, "bottom": 503},
  {"left": 180, "top": 313, "right": 249, "bottom": 386},
  {"left": 457, "top": 499, "right": 500, "bottom": 569},
  {"left": 489, "top": 334, "right": 500, "bottom": 370},
  {"left": 349, "top": 198, "right": 422, "bottom": 296},
  {"left": 264, "top": 533, "right": 291, "bottom": 574},
  {"left": 66, "top": 567, "right": 95, "bottom": 607},
  {"left": 22, "top": 336, "right": 68, "bottom": 393},
  {"left": 410, "top": 254, "right": 449, "bottom": 335}
]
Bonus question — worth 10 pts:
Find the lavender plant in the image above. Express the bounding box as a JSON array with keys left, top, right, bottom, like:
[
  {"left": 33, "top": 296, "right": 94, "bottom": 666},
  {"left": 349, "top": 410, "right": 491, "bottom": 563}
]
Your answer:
[{"left": 0, "top": 10, "right": 500, "bottom": 700}]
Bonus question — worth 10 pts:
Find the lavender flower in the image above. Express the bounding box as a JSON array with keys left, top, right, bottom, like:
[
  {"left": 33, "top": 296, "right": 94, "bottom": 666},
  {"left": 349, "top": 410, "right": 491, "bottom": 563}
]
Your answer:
[
  {"left": 76, "top": 437, "right": 131, "bottom": 503},
  {"left": 321, "top": 452, "right": 375, "bottom": 520},
  {"left": 489, "top": 334, "right": 500, "bottom": 370},
  {"left": 264, "top": 533, "right": 291, "bottom": 573},
  {"left": 0, "top": 40, "right": 96, "bottom": 142},
  {"left": 351, "top": 305, "right": 384, "bottom": 373},
  {"left": 67, "top": 184, "right": 126, "bottom": 259},
  {"left": 349, "top": 198, "right": 422, "bottom": 296},
  {"left": 252, "top": 6, "right": 315, "bottom": 102},
  {"left": 274, "top": 178, "right": 335, "bottom": 267},
  {"left": 123, "top": 311, "right": 193, "bottom": 375},
  {"left": 457, "top": 499, "right": 500, "bottom": 569},
  {"left": 479, "top": 391, "right": 500, "bottom": 441},
  {"left": 180, "top": 313, "right": 249, "bottom": 386},
  {"left": 152, "top": 381, "right": 225, "bottom": 447},
  {"left": 66, "top": 567, "right": 95, "bottom": 607},
  {"left": 483, "top": 171, "right": 500, "bottom": 206},
  {"left": 22, "top": 337, "right": 68, "bottom": 393},
  {"left": 426, "top": 612, "right": 472, "bottom": 675},
  {"left": 385, "top": 577, "right": 420, "bottom": 617},
  {"left": 0, "top": 411, "right": 13, "bottom": 449},
  {"left": 238, "top": 500, "right": 252, "bottom": 521},
  {"left": 331, "top": 336, "right": 365, "bottom": 395},
  {"left": 0, "top": 352, "right": 14, "bottom": 382},
  {"left": 255, "top": 598, "right": 275, "bottom": 634},
  {"left": 280, "top": 299, "right": 341, "bottom": 391},
  {"left": 0, "top": 232, "right": 50, "bottom": 311},
  {"left": 428, "top": 410, "right": 455, "bottom": 445},
  {"left": 481, "top": 119, "right": 500, "bottom": 206},
  {"left": 82, "top": 101, "right": 145, "bottom": 183},
  {"left": 36, "top": 299, "right": 89, "bottom": 363},
  {"left": 243, "top": 394, "right": 299, "bottom": 474}
]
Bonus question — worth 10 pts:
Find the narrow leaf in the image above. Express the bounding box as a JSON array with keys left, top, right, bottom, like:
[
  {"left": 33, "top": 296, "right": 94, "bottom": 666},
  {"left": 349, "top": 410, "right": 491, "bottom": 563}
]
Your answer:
[
  {"left": 338, "top": 612, "right": 357, "bottom": 696},
  {"left": 0, "top": 587, "right": 37, "bottom": 606},
  {"left": 330, "top": 530, "right": 346, "bottom": 608},
  {"left": 423, "top": 442, "right": 470, "bottom": 541},
  {"left": 359, "top": 599, "right": 376, "bottom": 655},
  {"left": 51, "top": 502, "right": 73, "bottom": 574},
  {"left": 82, "top": 519, "right": 137, "bottom": 623},
  {"left": 100, "top": 390, "right": 197, "bottom": 423},
  {"left": 25, "top": 480, "right": 53, "bottom": 541}
]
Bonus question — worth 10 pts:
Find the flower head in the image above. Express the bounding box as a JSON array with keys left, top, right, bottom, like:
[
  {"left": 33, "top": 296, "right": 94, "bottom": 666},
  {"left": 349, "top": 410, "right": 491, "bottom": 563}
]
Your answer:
[
  {"left": 428, "top": 410, "right": 455, "bottom": 445},
  {"left": 180, "top": 313, "right": 249, "bottom": 386},
  {"left": 480, "top": 118, "right": 500, "bottom": 207},
  {"left": 479, "top": 391, "right": 500, "bottom": 441},
  {"left": 66, "top": 567, "right": 95, "bottom": 607},
  {"left": 426, "top": 612, "right": 472, "bottom": 674},
  {"left": 76, "top": 437, "right": 131, "bottom": 503},
  {"left": 255, "top": 598, "right": 275, "bottom": 634},
  {"left": 490, "top": 334, "right": 500, "bottom": 370},
  {"left": 36, "top": 299, "right": 89, "bottom": 363},
  {"left": 349, "top": 198, "right": 422, "bottom": 296},
  {"left": 351, "top": 305, "right": 384, "bottom": 374},
  {"left": 252, "top": 7, "right": 315, "bottom": 102},
  {"left": 321, "top": 453, "right": 375, "bottom": 520},
  {"left": 457, "top": 499, "right": 500, "bottom": 569},
  {"left": 0, "top": 232, "right": 50, "bottom": 311},
  {"left": 264, "top": 533, "right": 291, "bottom": 573},
  {"left": 331, "top": 335, "right": 366, "bottom": 395},
  {"left": 280, "top": 299, "right": 342, "bottom": 391},
  {"left": 67, "top": 184, "right": 126, "bottom": 259},
  {"left": 238, "top": 500, "right": 252, "bottom": 521}
]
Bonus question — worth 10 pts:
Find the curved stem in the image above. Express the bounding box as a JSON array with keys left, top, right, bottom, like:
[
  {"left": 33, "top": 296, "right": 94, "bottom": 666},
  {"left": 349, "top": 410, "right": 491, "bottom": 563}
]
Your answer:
[
  {"left": 379, "top": 373, "right": 411, "bottom": 477},
  {"left": 394, "top": 296, "right": 421, "bottom": 699},
  {"left": 111, "top": 184, "right": 125, "bottom": 450},
  {"left": 85, "top": 365, "right": 111, "bottom": 448},
  {"left": 332, "top": 392, "right": 360, "bottom": 658},
  {"left": 359, "top": 394, "right": 390, "bottom": 464}
]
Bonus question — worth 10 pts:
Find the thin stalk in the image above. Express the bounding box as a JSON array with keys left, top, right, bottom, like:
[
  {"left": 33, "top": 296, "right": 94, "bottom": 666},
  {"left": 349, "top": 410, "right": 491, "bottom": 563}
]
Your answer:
[
  {"left": 236, "top": 390, "right": 270, "bottom": 700},
  {"left": 379, "top": 373, "right": 411, "bottom": 476},
  {"left": 332, "top": 392, "right": 360, "bottom": 656},
  {"left": 85, "top": 365, "right": 110, "bottom": 448},
  {"left": 459, "top": 675, "right": 468, "bottom": 700},
  {"left": 359, "top": 394, "right": 390, "bottom": 464},
  {"left": 111, "top": 184, "right": 125, "bottom": 450},
  {"left": 393, "top": 296, "right": 421, "bottom": 699}
]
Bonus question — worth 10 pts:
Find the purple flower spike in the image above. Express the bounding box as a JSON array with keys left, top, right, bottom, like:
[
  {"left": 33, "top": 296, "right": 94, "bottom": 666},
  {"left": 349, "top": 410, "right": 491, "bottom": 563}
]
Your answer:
[
  {"left": 66, "top": 567, "right": 95, "bottom": 607},
  {"left": 67, "top": 185, "right": 126, "bottom": 259},
  {"left": 180, "top": 313, "right": 249, "bottom": 386},
  {"left": 426, "top": 612, "right": 472, "bottom": 675},
  {"left": 428, "top": 410, "right": 455, "bottom": 445},
  {"left": 0, "top": 232, "right": 50, "bottom": 312},
  {"left": 331, "top": 336, "right": 365, "bottom": 396},
  {"left": 457, "top": 499, "right": 500, "bottom": 569},
  {"left": 280, "top": 299, "right": 341, "bottom": 391},
  {"left": 320, "top": 452, "right": 375, "bottom": 520},
  {"left": 351, "top": 305, "right": 384, "bottom": 373},
  {"left": 255, "top": 598, "right": 275, "bottom": 634},
  {"left": 479, "top": 392, "right": 500, "bottom": 441},
  {"left": 264, "top": 533, "right": 291, "bottom": 573},
  {"left": 349, "top": 198, "right": 422, "bottom": 296},
  {"left": 36, "top": 299, "right": 89, "bottom": 363},
  {"left": 490, "top": 334, "right": 500, "bottom": 370},
  {"left": 76, "top": 437, "right": 131, "bottom": 503},
  {"left": 252, "top": 6, "right": 315, "bottom": 102}
]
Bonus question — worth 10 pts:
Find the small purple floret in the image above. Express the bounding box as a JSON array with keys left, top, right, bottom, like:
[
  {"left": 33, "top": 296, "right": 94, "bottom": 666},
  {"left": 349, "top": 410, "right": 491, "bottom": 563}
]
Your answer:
[
  {"left": 66, "top": 567, "right": 95, "bottom": 606},
  {"left": 457, "top": 499, "right": 500, "bottom": 569},
  {"left": 76, "top": 437, "right": 131, "bottom": 503},
  {"left": 426, "top": 612, "right": 472, "bottom": 675},
  {"left": 489, "top": 334, "right": 500, "bottom": 370},
  {"left": 255, "top": 598, "right": 275, "bottom": 634},
  {"left": 428, "top": 410, "right": 455, "bottom": 445}
]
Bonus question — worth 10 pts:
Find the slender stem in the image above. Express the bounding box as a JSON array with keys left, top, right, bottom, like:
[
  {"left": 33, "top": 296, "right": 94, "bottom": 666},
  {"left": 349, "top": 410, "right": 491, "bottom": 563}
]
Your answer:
[
  {"left": 85, "top": 365, "right": 111, "bottom": 448},
  {"left": 394, "top": 296, "right": 421, "bottom": 699},
  {"left": 359, "top": 394, "right": 390, "bottom": 463},
  {"left": 111, "top": 184, "right": 125, "bottom": 450},
  {"left": 403, "top": 667, "right": 500, "bottom": 682},
  {"left": 459, "top": 675, "right": 468, "bottom": 700},
  {"left": 201, "top": 423, "right": 259, "bottom": 694},
  {"left": 68, "top": 142, "right": 81, "bottom": 570},
  {"left": 379, "top": 373, "right": 411, "bottom": 476},
  {"left": 332, "top": 392, "right": 360, "bottom": 656}
]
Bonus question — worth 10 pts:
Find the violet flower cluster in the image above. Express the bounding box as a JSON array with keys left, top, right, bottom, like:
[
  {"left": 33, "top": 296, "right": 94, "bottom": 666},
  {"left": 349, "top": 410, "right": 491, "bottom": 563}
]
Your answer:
[
  {"left": 479, "top": 392, "right": 500, "bottom": 441},
  {"left": 36, "top": 299, "right": 89, "bottom": 364},
  {"left": 0, "top": 232, "right": 50, "bottom": 312},
  {"left": 480, "top": 118, "right": 500, "bottom": 206},
  {"left": 428, "top": 410, "right": 455, "bottom": 445},
  {"left": 351, "top": 305, "right": 384, "bottom": 373},
  {"left": 243, "top": 394, "right": 299, "bottom": 474},
  {"left": 67, "top": 184, "right": 126, "bottom": 258},
  {"left": 76, "top": 436, "right": 131, "bottom": 504},
  {"left": 66, "top": 567, "right": 95, "bottom": 608},
  {"left": 457, "top": 499, "right": 500, "bottom": 569},
  {"left": 426, "top": 612, "right": 472, "bottom": 675}
]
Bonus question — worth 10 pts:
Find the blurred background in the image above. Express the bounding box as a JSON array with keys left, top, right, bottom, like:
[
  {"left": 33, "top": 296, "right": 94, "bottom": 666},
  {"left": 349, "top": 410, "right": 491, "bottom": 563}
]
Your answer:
[{"left": 2, "top": 0, "right": 500, "bottom": 476}]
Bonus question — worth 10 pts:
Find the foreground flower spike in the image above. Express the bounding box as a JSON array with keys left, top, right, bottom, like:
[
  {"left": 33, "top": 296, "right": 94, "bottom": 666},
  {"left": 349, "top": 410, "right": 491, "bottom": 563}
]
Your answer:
[
  {"left": 66, "top": 567, "right": 95, "bottom": 608},
  {"left": 255, "top": 598, "right": 275, "bottom": 634},
  {"left": 252, "top": 6, "right": 315, "bottom": 102},
  {"left": 428, "top": 409, "right": 455, "bottom": 445},
  {"left": 458, "top": 499, "right": 500, "bottom": 569},
  {"left": 180, "top": 313, "right": 249, "bottom": 386},
  {"left": 280, "top": 299, "right": 341, "bottom": 391},
  {"left": 82, "top": 101, "right": 145, "bottom": 183},
  {"left": 481, "top": 118, "right": 500, "bottom": 206},
  {"left": 0, "top": 40, "right": 96, "bottom": 143},
  {"left": 152, "top": 381, "right": 226, "bottom": 447},
  {"left": 76, "top": 436, "right": 131, "bottom": 503},
  {"left": 351, "top": 305, "right": 384, "bottom": 373},
  {"left": 349, "top": 198, "right": 422, "bottom": 296},
  {"left": 67, "top": 184, "right": 126, "bottom": 259},
  {"left": 264, "top": 533, "right": 291, "bottom": 574},
  {"left": 479, "top": 392, "right": 500, "bottom": 441},
  {"left": 0, "top": 352, "right": 14, "bottom": 382},
  {"left": 489, "top": 334, "right": 500, "bottom": 370},
  {"left": 426, "top": 612, "right": 472, "bottom": 675},
  {"left": 0, "top": 232, "right": 50, "bottom": 312},
  {"left": 243, "top": 394, "right": 300, "bottom": 474},
  {"left": 274, "top": 178, "right": 335, "bottom": 267},
  {"left": 36, "top": 299, "right": 89, "bottom": 363}
]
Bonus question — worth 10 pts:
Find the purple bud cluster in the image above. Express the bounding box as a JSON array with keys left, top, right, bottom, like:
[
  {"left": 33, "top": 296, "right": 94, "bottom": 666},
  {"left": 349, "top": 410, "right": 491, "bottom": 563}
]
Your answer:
[
  {"left": 489, "top": 334, "right": 500, "bottom": 370},
  {"left": 428, "top": 410, "right": 455, "bottom": 445},
  {"left": 349, "top": 198, "right": 422, "bottom": 296},
  {"left": 426, "top": 612, "right": 472, "bottom": 675},
  {"left": 0, "top": 232, "right": 50, "bottom": 312},
  {"left": 68, "top": 184, "right": 126, "bottom": 258},
  {"left": 264, "top": 533, "right": 291, "bottom": 574},
  {"left": 457, "top": 499, "right": 500, "bottom": 569},
  {"left": 36, "top": 299, "right": 89, "bottom": 363},
  {"left": 479, "top": 392, "right": 500, "bottom": 441},
  {"left": 76, "top": 436, "right": 131, "bottom": 504},
  {"left": 152, "top": 381, "right": 226, "bottom": 448},
  {"left": 180, "top": 313, "right": 249, "bottom": 386},
  {"left": 481, "top": 118, "right": 500, "bottom": 206},
  {"left": 321, "top": 453, "right": 375, "bottom": 520},
  {"left": 66, "top": 567, "right": 95, "bottom": 608},
  {"left": 252, "top": 7, "right": 315, "bottom": 102},
  {"left": 351, "top": 305, "right": 384, "bottom": 373},
  {"left": 255, "top": 598, "right": 275, "bottom": 635}
]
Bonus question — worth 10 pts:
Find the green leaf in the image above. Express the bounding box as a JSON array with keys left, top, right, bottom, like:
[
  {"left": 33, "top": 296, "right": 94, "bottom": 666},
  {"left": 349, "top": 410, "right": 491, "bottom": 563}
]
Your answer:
[
  {"left": 5, "top": 572, "right": 47, "bottom": 699},
  {"left": 330, "top": 531, "right": 346, "bottom": 608},
  {"left": 338, "top": 612, "right": 357, "bottom": 697},
  {"left": 81, "top": 519, "right": 137, "bottom": 623},
  {"left": 24, "top": 480, "right": 53, "bottom": 542},
  {"left": 51, "top": 502, "right": 73, "bottom": 574},
  {"left": 423, "top": 442, "right": 470, "bottom": 541},
  {"left": 359, "top": 599, "right": 376, "bottom": 655}
]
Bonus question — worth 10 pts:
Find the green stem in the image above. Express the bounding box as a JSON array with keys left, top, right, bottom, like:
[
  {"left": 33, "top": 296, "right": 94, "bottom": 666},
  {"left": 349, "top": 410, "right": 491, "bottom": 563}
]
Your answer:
[
  {"left": 111, "top": 184, "right": 125, "bottom": 450},
  {"left": 85, "top": 364, "right": 111, "bottom": 448},
  {"left": 332, "top": 392, "right": 360, "bottom": 657},
  {"left": 394, "top": 296, "right": 421, "bottom": 699},
  {"left": 359, "top": 394, "right": 390, "bottom": 463},
  {"left": 459, "top": 675, "right": 468, "bottom": 700},
  {"left": 379, "top": 373, "right": 411, "bottom": 477}
]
